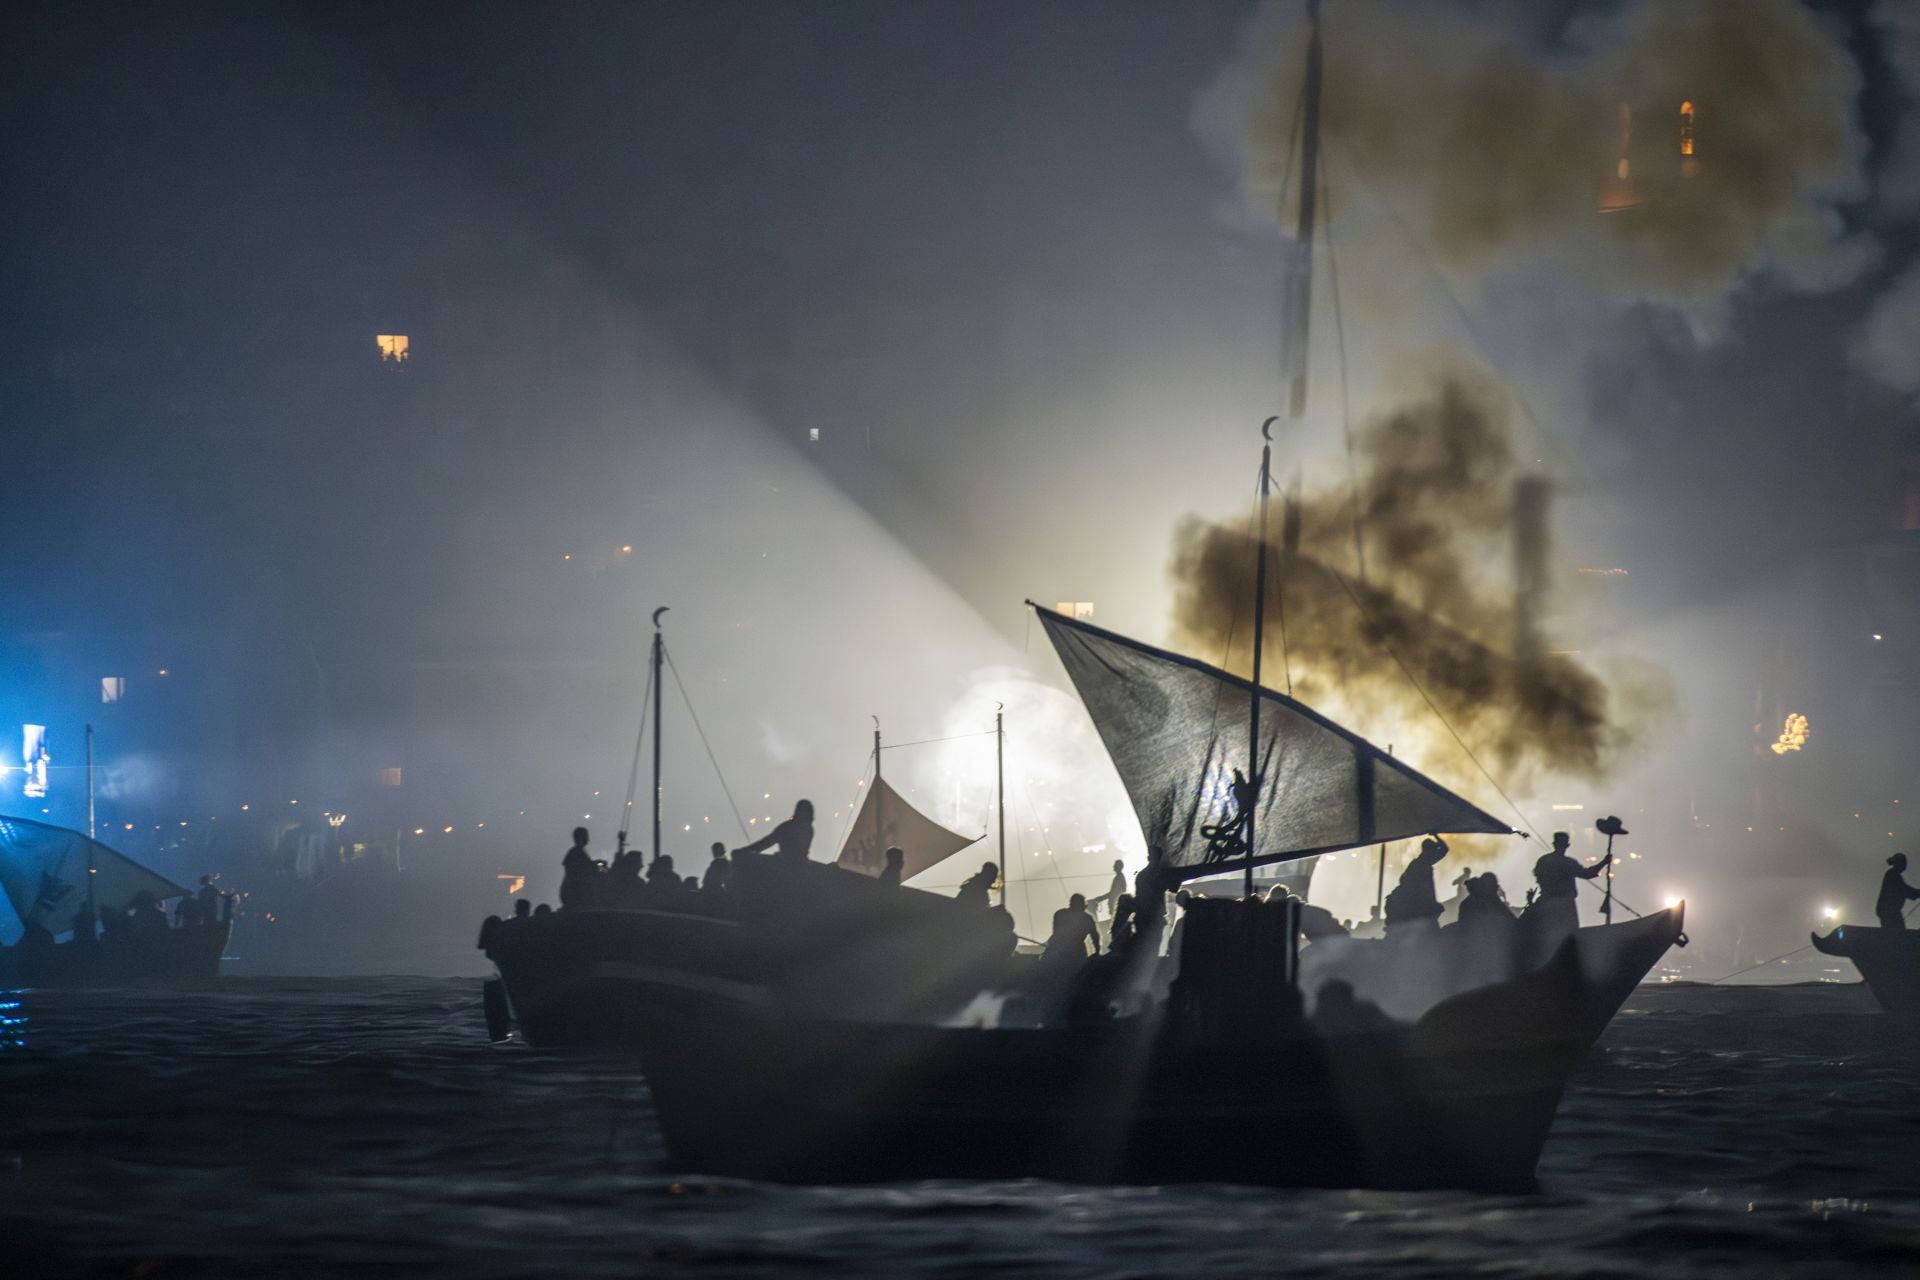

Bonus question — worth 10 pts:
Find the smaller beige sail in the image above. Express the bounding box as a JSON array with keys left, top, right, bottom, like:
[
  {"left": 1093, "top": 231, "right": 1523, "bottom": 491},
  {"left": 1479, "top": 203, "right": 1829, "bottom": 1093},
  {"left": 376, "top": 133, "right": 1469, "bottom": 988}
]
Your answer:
[{"left": 836, "top": 777, "right": 981, "bottom": 884}]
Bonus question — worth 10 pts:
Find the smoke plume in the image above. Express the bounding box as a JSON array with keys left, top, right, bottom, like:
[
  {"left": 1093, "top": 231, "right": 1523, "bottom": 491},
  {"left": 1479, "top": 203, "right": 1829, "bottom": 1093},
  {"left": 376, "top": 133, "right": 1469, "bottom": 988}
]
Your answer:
[
  {"left": 1169, "top": 371, "right": 1670, "bottom": 796},
  {"left": 1200, "top": 0, "right": 1874, "bottom": 327}
]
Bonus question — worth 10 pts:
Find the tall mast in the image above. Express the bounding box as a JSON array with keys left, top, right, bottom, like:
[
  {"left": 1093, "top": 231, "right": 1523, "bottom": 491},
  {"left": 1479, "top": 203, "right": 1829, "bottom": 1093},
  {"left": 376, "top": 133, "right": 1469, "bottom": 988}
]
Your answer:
[
  {"left": 1247, "top": 0, "right": 1324, "bottom": 898},
  {"left": 85, "top": 723, "right": 97, "bottom": 934},
  {"left": 651, "top": 606, "right": 667, "bottom": 860},
  {"left": 995, "top": 704, "right": 1007, "bottom": 908},
  {"left": 1287, "top": 0, "right": 1325, "bottom": 419},
  {"left": 1247, "top": 424, "right": 1275, "bottom": 898},
  {"left": 872, "top": 716, "right": 884, "bottom": 870}
]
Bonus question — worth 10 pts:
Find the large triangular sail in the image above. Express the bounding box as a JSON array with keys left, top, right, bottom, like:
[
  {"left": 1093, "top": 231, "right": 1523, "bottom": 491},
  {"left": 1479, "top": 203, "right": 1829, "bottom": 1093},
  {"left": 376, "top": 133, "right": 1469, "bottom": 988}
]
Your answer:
[
  {"left": 0, "top": 814, "right": 191, "bottom": 936},
  {"left": 1034, "top": 606, "right": 1511, "bottom": 880},
  {"left": 836, "top": 777, "right": 982, "bottom": 883}
]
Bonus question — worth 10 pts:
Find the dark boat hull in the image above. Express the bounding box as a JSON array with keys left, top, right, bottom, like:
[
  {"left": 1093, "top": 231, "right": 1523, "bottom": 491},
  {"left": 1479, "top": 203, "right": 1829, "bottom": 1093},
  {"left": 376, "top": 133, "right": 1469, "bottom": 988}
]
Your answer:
[
  {"left": 0, "top": 920, "right": 230, "bottom": 988},
  {"left": 637, "top": 907, "right": 1684, "bottom": 1189},
  {"left": 1811, "top": 925, "right": 1920, "bottom": 1016},
  {"left": 484, "top": 858, "right": 1017, "bottom": 1047}
]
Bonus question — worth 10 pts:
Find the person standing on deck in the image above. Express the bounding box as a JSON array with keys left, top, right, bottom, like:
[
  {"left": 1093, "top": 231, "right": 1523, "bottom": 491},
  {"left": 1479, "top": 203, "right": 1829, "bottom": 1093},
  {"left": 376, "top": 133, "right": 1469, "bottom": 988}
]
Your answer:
[
  {"left": 1383, "top": 836, "right": 1449, "bottom": 933},
  {"left": 1878, "top": 852, "right": 1920, "bottom": 930},
  {"left": 702, "top": 842, "right": 733, "bottom": 893},
  {"left": 1523, "top": 831, "right": 1609, "bottom": 940},
  {"left": 731, "top": 800, "right": 814, "bottom": 862},
  {"left": 1104, "top": 859, "right": 1126, "bottom": 919},
  {"left": 559, "top": 827, "right": 595, "bottom": 910},
  {"left": 1043, "top": 893, "right": 1100, "bottom": 962},
  {"left": 876, "top": 846, "right": 905, "bottom": 889}
]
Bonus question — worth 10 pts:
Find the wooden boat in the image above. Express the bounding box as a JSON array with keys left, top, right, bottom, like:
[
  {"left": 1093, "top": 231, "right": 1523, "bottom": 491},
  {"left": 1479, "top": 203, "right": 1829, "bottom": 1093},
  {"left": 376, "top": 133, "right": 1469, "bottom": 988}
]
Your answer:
[
  {"left": 482, "top": 855, "right": 1016, "bottom": 1046},
  {"left": 637, "top": 899, "right": 1684, "bottom": 1189},
  {"left": 1810, "top": 925, "right": 1920, "bottom": 1017},
  {"left": 482, "top": 607, "right": 1017, "bottom": 1047},
  {"left": 0, "top": 814, "right": 228, "bottom": 988}
]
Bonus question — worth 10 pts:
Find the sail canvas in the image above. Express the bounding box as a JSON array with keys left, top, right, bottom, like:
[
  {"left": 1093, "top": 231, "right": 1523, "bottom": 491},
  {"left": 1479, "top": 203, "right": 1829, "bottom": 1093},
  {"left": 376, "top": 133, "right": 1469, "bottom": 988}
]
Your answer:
[
  {"left": 1035, "top": 606, "right": 1510, "bottom": 878},
  {"left": 835, "top": 777, "right": 981, "bottom": 883},
  {"left": 0, "top": 815, "right": 191, "bottom": 936}
]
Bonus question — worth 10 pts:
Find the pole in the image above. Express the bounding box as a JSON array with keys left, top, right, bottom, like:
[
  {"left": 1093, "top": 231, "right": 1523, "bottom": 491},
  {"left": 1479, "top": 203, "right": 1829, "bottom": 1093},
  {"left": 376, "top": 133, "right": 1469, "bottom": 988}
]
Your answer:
[
  {"left": 996, "top": 705, "right": 1007, "bottom": 908},
  {"left": 651, "top": 607, "right": 667, "bottom": 861},
  {"left": 1603, "top": 829, "right": 1615, "bottom": 925},
  {"left": 1374, "top": 744, "right": 1392, "bottom": 921},
  {"left": 85, "top": 723, "right": 97, "bottom": 935},
  {"left": 871, "top": 716, "right": 885, "bottom": 874},
  {"left": 1247, "top": 425, "right": 1275, "bottom": 899}
]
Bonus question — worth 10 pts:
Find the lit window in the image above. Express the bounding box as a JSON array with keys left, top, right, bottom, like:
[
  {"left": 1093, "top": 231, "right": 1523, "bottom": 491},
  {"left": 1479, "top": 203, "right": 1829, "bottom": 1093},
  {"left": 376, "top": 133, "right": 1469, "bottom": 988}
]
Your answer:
[
  {"left": 808, "top": 428, "right": 820, "bottom": 443},
  {"left": 376, "top": 334, "right": 410, "bottom": 365},
  {"left": 1055, "top": 601, "right": 1096, "bottom": 620},
  {"left": 378, "top": 767, "right": 403, "bottom": 787},
  {"left": 101, "top": 677, "right": 125, "bottom": 703},
  {"left": 1770, "top": 714, "right": 1808, "bottom": 756}
]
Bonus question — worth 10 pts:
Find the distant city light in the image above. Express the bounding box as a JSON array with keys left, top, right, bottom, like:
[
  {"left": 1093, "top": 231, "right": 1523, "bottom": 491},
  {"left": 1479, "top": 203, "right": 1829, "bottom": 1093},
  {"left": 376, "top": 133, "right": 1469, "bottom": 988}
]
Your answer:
[
  {"left": 1770, "top": 713, "right": 1808, "bottom": 756},
  {"left": 413, "top": 827, "right": 425, "bottom": 836},
  {"left": 1872, "top": 633, "right": 1884, "bottom": 641}
]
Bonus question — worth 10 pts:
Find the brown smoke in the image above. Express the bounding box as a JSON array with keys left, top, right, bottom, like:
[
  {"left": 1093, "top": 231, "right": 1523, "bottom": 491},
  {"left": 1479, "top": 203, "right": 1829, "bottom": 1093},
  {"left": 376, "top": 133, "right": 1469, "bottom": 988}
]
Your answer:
[
  {"left": 1207, "top": 0, "right": 1873, "bottom": 314},
  {"left": 1168, "top": 371, "right": 1670, "bottom": 794}
]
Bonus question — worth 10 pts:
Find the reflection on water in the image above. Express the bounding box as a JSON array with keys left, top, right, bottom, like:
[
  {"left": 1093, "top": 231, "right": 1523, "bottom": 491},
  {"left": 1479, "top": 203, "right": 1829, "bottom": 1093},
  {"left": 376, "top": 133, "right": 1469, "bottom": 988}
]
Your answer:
[
  {"left": 0, "top": 978, "right": 1915, "bottom": 1277},
  {"left": 0, "top": 992, "right": 24, "bottom": 1052}
]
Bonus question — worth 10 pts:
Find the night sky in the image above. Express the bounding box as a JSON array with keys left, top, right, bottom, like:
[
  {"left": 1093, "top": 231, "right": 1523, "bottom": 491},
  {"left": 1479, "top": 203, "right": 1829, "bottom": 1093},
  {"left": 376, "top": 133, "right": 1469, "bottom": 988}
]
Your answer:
[{"left": 5, "top": 0, "right": 1920, "bottom": 954}]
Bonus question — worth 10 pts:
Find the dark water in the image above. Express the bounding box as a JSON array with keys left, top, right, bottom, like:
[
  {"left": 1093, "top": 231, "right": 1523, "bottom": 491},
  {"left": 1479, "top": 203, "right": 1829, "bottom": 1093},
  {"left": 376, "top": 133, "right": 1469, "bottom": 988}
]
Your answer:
[{"left": 4, "top": 979, "right": 1919, "bottom": 1278}]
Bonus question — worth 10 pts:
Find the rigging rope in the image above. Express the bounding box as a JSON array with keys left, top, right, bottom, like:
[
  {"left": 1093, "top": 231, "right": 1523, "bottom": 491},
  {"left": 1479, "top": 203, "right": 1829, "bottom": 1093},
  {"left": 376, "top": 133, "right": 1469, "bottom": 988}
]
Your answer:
[
  {"left": 1316, "top": 557, "right": 1546, "bottom": 844},
  {"left": 877, "top": 730, "right": 997, "bottom": 751},
  {"left": 617, "top": 660, "right": 655, "bottom": 843},
  {"left": 1320, "top": 160, "right": 1367, "bottom": 583},
  {"left": 662, "top": 647, "right": 750, "bottom": 840}
]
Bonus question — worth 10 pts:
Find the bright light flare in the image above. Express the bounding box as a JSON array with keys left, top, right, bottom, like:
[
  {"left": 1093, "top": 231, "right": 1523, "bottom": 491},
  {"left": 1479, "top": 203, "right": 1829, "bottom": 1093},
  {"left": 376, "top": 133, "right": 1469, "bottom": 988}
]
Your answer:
[{"left": 1663, "top": 895, "right": 1682, "bottom": 910}]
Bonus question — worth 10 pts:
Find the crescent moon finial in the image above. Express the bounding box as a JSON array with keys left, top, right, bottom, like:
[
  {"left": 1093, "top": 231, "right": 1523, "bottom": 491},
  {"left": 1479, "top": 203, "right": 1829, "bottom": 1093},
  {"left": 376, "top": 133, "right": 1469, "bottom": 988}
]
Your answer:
[
  {"left": 652, "top": 606, "right": 669, "bottom": 628},
  {"left": 1261, "top": 416, "right": 1279, "bottom": 442}
]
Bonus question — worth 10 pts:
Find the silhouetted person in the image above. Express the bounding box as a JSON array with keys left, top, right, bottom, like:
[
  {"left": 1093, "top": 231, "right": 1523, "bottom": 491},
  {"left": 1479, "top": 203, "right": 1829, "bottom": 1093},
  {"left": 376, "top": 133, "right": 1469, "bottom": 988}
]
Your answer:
[
  {"left": 1105, "top": 859, "right": 1126, "bottom": 919},
  {"left": 1526, "top": 831, "right": 1608, "bottom": 938},
  {"left": 1269, "top": 885, "right": 1348, "bottom": 941},
  {"left": 683, "top": 876, "right": 701, "bottom": 892},
  {"left": 733, "top": 799, "right": 815, "bottom": 862},
  {"left": 174, "top": 894, "right": 204, "bottom": 930},
  {"left": 560, "top": 827, "right": 595, "bottom": 910},
  {"left": 955, "top": 861, "right": 997, "bottom": 907},
  {"left": 533, "top": 903, "right": 553, "bottom": 917},
  {"left": 647, "top": 854, "right": 681, "bottom": 893},
  {"left": 512, "top": 898, "right": 532, "bottom": 923},
  {"left": 1383, "top": 835, "right": 1448, "bottom": 932},
  {"left": 1457, "top": 872, "right": 1513, "bottom": 926},
  {"left": 1878, "top": 852, "right": 1920, "bottom": 930},
  {"left": 1167, "top": 889, "right": 1198, "bottom": 959},
  {"left": 1044, "top": 892, "right": 1100, "bottom": 962},
  {"left": 196, "top": 875, "right": 222, "bottom": 924},
  {"left": 702, "top": 842, "right": 733, "bottom": 894},
  {"left": 1109, "top": 893, "right": 1137, "bottom": 952},
  {"left": 127, "top": 890, "right": 168, "bottom": 933},
  {"left": 877, "top": 846, "right": 905, "bottom": 889}
]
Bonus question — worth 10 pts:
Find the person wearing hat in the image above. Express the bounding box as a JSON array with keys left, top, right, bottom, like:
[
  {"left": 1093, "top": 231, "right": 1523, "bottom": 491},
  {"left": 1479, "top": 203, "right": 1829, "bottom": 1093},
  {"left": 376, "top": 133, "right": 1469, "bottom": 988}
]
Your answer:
[{"left": 1877, "top": 852, "right": 1920, "bottom": 931}]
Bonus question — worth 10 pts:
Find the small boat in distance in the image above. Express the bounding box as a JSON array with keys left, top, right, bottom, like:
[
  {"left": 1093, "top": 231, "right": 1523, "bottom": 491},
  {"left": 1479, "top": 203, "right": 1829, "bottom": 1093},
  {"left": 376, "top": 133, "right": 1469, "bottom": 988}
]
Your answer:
[
  {"left": 1810, "top": 925, "right": 1920, "bottom": 1017},
  {"left": 0, "top": 814, "right": 228, "bottom": 988}
]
